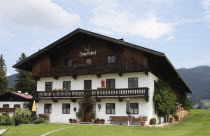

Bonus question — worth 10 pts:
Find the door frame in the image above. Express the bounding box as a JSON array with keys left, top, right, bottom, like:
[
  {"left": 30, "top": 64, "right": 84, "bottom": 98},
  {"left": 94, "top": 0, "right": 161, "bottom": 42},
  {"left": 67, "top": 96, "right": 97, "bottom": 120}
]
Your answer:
[{"left": 83, "top": 103, "right": 93, "bottom": 122}]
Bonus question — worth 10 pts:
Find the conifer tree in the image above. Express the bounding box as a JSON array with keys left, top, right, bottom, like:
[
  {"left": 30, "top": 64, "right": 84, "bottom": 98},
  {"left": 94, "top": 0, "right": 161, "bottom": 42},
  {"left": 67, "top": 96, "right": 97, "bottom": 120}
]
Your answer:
[
  {"left": 15, "top": 53, "right": 36, "bottom": 93},
  {"left": 0, "top": 54, "right": 8, "bottom": 93}
]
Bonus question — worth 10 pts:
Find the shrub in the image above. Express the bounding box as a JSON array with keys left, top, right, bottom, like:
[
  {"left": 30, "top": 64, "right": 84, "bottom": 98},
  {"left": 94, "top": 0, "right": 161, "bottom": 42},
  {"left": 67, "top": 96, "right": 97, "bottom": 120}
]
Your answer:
[
  {"left": 13, "top": 108, "right": 32, "bottom": 126},
  {"left": 34, "top": 118, "right": 45, "bottom": 124},
  {"left": 149, "top": 118, "right": 156, "bottom": 125},
  {"left": 76, "top": 111, "right": 82, "bottom": 119},
  {"left": 88, "top": 112, "right": 95, "bottom": 119},
  {"left": 0, "top": 115, "right": 12, "bottom": 125},
  {"left": 154, "top": 80, "right": 177, "bottom": 117}
]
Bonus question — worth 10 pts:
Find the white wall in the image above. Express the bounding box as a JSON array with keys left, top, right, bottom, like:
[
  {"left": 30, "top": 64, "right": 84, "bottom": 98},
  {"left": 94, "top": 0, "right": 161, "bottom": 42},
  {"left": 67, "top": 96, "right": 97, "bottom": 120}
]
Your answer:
[
  {"left": 37, "top": 72, "right": 150, "bottom": 91},
  {"left": 36, "top": 72, "right": 159, "bottom": 125},
  {"left": 0, "top": 101, "right": 28, "bottom": 117}
]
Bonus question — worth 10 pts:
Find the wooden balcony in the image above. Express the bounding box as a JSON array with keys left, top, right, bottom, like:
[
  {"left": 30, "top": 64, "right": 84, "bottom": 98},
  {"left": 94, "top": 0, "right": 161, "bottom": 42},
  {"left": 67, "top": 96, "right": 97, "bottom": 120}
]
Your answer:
[
  {"left": 51, "top": 64, "right": 121, "bottom": 77},
  {"left": 34, "top": 88, "right": 149, "bottom": 102},
  {"left": 0, "top": 108, "right": 15, "bottom": 112}
]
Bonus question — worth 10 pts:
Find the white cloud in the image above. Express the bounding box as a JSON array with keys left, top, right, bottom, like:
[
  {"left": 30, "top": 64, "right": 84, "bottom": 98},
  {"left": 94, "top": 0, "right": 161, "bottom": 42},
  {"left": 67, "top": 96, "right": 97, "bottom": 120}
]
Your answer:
[
  {"left": 89, "top": 0, "right": 174, "bottom": 40},
  {"left": 202, "top": 0, "right": 210, "bottom": 9},
  {"left": 0, "top": 0, "right": 80, "bottom": 30}
]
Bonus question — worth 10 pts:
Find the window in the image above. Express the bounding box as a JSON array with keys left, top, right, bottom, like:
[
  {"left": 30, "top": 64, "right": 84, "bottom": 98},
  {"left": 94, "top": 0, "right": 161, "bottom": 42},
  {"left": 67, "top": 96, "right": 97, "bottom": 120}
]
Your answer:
[
  {"left": 107, "top": 56, "right": 116, "bottom": 63},
  {"left": 130, "top": 103, "right": 139, "bottom": 114},
  {"left": 106, "top": 79, "right": 115, "bottom": 88},
  {"left": 128, "top": 78, "right": 138, "bottom": 88},
  {"left": 14, "top": 104, "right": 20, "bottom": 109},
  {"left": 86, "top": 58, "right": 92, "bottom": 64},
  {"left": 62, "top": 104, "right": 70, "bottom": 114},
  {"left": 64, "top": 59, "right": 72, "bottom": 67},
  {"left": 63, "top": 81, "right": 71, "bottom": 90},
  {"left": 45, "top": 82, "right": 53, "bottom": 91},
  {"left": 106, "top": 103, "right": 115, "bottom": 114},
  {"left": 84, "top": 80, "right": 92, "bottom": 90},
  {"left": 3, "top": 104, "right": 9, "bottom": 108},
  {"left": 44, "top": 104, "right": 52, "bottom": 114}
]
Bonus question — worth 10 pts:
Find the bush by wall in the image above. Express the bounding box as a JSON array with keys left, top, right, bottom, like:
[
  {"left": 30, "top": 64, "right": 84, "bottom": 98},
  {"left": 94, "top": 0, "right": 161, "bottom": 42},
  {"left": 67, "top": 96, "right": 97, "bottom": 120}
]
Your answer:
[
  {"left": 154, "top": 80, "right": 177, "bottom": 117},
  {"left": 13, "top": 108, "right": 32, "bottom": 126},
  {"left": 0, "top": 115, "right": 12, "bottom": 125},
  {"left": 149, "top": 118, "right": 157, "bottom": 125},
  {"left": 34, "top": 118, "right": 45, "bottom": 124}
]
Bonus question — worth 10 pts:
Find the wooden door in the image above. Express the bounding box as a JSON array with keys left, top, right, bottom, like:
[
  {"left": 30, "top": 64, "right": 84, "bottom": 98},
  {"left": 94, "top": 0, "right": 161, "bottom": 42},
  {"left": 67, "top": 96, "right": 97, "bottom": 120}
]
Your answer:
[
  {"left": 84, "top": 80, "right": 92, "bottom": 90},
  {"left": 84, "top": 104, "right": 93, "bottom": 122}
]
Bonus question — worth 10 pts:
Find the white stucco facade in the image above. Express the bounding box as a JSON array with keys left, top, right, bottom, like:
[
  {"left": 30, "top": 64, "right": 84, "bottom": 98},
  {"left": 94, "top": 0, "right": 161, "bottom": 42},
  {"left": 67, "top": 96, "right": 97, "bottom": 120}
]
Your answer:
[
  {"left": 0, "top": 101, "right": 28, "bottom": 117},
  {"left": 36, "top": 72, "right": 159, "bottom": 125}
]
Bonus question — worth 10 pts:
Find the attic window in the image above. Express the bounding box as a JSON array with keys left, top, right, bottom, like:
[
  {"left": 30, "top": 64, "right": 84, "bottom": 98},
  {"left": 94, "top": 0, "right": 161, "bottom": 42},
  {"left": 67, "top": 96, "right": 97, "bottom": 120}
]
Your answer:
[
  {"left": 107, "top": 56, "right": 116, "bottom": 64},
  {"left": 64, "top": 59, "right": 72, "bottom": 67}
]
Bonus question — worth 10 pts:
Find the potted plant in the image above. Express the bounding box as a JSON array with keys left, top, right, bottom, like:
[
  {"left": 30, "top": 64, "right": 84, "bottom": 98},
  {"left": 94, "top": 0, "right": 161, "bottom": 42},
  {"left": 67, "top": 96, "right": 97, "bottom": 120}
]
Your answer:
[
  {"left": 95, "top": 118, "right": 100, "bottom": 124},
  {"left": 69, "top": 118, "right": 72, "bottom": 123},
  {"left": 101, "top": 119, "right": 105, "bottom": 124},
  {"left": 89, "top": 111, "right": 95, "bottom": 123},
  {"left": 140, "top": 116, "right": 147, "bottom": 126},
  {"left": 72, "top": 119, "right": 77, "bottom": 123},
  {"left": 76, "top": 111, "right": 82, "bottom": 122}
]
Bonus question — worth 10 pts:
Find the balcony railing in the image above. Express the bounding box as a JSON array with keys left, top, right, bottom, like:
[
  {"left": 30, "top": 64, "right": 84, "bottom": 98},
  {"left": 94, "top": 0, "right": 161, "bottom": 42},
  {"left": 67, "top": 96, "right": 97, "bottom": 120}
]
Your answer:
[
  {"left": 51, "top": 64, "right": 121, "bottom": 76},
  {"left": 0, "top": 108, "right": 15, "bottom": 112},
  {"left": 34, "top": 88, "right": 149, "bottom": 101}
]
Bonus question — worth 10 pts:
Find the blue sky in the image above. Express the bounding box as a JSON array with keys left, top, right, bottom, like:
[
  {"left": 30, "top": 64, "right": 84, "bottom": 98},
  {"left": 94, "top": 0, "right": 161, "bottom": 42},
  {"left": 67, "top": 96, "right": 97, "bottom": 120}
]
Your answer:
[{"left": 0, "top": 0, "right": 210, "bottom": 75}]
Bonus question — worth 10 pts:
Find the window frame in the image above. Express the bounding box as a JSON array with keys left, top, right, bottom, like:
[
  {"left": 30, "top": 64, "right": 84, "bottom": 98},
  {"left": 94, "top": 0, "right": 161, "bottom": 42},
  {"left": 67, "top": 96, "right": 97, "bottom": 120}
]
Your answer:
[
  {"left": 128, "top": 77, "right": 138, "bottom": 88},
  {"left": 106, "top": 56, "right": 116, "bottom": 64},
  {"left": 63, "top": 81, "right": 71, "bottom": 90},
  {"left": 44, "top": 103, "right": 52, "bottom": 114},
  {"left": 130, "top": 103, "right": 139, "bottom": 114},
  {"left": 3, "top": 104, "right": 9, "bottom": 108},
  {"left": 106, "top": 103, "right": 115, "bottom": 114},
  {"left": 106, "top": 79, "right": 115, "bottom": 88},
  {"left": 84, "top": 80, "right": 92, "bottom": 90},
  {"left": 64, "top": 59, "right": 72, "bottom": 67},
  {"left": 45, "top": 82, "right": 53, "bottom": 91},
  {"left": 85, "top": 58, "right": 92, "bottom": 64},
  {"left": 62, "top": 103, "right": 70, "bottom": 114},
  {"left": 14, "top": 104, "right": 21, "bottom": 109}
]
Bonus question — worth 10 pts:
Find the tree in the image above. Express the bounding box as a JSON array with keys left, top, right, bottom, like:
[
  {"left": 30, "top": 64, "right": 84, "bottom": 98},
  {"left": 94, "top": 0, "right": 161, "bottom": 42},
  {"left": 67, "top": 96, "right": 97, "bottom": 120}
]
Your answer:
[
  {"left": 0, "top": 54, "right": 8, "bottom": 93},
  {"left": 181, "top": 95, "right": 192, "bottom": 111},
  {"left": 154, "top": 80, "right": 177, "bottom": 123},
  {"left": 15, "top": 53, "right": 36, "bottom": 94}
]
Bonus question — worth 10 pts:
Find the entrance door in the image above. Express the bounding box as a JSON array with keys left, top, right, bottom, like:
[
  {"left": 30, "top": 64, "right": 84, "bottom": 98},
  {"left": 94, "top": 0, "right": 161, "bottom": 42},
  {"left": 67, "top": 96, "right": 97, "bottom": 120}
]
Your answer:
[
  {"left": 84, "top": 80, "right": 92, "bottom": 90},
  {"left": 84, "top": 103, "right": 93, "bottom": 122}
]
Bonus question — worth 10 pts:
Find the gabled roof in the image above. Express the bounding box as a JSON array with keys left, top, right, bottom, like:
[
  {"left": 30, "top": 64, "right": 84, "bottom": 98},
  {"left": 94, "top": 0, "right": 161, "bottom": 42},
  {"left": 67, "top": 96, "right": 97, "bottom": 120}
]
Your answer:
[
  {"left": 13, "top": 28, "right": 164, "bottom": 69},
  {"left": 13, "top": 28, "right": 191, "bottom": 93},
  {"left": 0, "top": 91, "right": 33, "bottom": 102}
]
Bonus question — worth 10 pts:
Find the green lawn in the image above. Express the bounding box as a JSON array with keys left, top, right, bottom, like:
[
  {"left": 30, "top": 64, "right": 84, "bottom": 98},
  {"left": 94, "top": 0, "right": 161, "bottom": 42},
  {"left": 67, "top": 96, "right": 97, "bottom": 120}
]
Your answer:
[{"left": 2, "top": 109, "right": 210, "bottom": 136}]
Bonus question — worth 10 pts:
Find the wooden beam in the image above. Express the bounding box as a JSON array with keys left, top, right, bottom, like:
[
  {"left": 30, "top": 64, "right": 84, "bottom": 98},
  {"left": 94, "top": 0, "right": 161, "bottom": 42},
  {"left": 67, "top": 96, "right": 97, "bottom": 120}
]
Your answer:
[
  {"left": 32, "top": 76, "right": 40, "bottom": 81},
  {"left": 96, "top": 73, "right": 101, "bottom": 78},
  {"left": 118, "top": 98, "right": 123, "bottom": 102},
  {"left": 71, "top": 99, "right": 76, "bottom": 103},
  {"left": 96, "top": 98, "right": 101, "bottom": 102},
  {"left": 53, "top": 76, "right": 59, "bottom": 80},
  {"left": 118, "top": 72, "right": 123, "bottom": 76},
  {"left": 73, "top": 75, "right": 77, "bottom": 79},
  {"left": 52, "top": 99, "right": 58, "bottom": 103}
]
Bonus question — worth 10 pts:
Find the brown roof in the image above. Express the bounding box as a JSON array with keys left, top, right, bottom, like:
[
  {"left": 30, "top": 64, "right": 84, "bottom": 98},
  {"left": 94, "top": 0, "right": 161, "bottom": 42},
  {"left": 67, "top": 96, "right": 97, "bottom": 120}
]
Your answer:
[
  {"left": 12, "top": 28, "right": 191, "bottom": 93},
  {"left": 8, "top": 92, "right": 32, "bottom": 99}
]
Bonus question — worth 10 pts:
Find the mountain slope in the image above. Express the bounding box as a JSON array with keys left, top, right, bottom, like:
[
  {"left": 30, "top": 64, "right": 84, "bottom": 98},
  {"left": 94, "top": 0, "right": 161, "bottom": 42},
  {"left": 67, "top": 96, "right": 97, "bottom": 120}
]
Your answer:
[
  {"left": 177, "top": 66, "right": 210, "bottom": 104},
  {"left": 7, "top": 74, "right": 17, "bottom": 87}
]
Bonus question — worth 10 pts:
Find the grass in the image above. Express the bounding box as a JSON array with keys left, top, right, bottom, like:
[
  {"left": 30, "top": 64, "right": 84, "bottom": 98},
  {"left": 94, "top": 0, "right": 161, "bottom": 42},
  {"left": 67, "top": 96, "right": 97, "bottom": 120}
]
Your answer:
[{"left": 1, "top": 109, "right": 210, "bottom": 136}]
